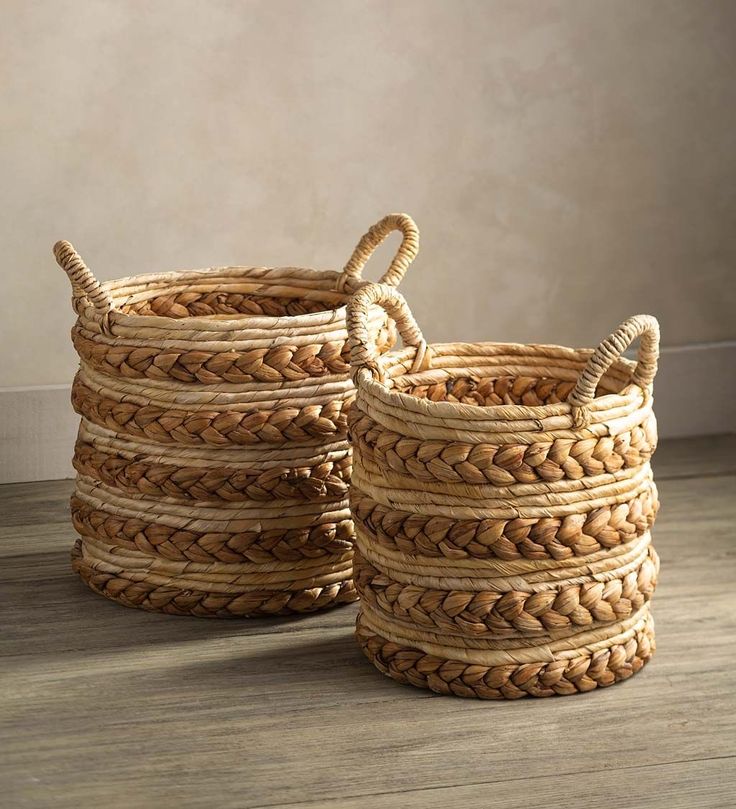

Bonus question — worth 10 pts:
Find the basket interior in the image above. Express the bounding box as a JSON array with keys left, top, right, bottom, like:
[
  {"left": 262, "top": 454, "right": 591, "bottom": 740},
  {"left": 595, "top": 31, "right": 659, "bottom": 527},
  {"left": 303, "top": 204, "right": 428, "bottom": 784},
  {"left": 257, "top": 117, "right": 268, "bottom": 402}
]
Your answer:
[
  {"left": 383, "top": 345, "right": 634, "bottom": 408},
  {"left": 111, "top": 268, "right": 348, "bottom": 320},
  {"left": 120, "top": 289, "right": 344, "bottom": 319},
  {"left": 398, "top": 374, "right": 580, "bottom": 407}
]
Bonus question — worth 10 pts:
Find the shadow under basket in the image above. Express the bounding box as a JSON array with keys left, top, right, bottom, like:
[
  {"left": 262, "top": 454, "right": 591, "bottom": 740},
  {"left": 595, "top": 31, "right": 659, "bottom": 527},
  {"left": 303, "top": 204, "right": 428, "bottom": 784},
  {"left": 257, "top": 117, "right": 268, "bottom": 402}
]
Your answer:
[
  {"left": 55, "top": 214, "right": 419, "bottom": 616},
  {"left": 346, "top": 283, "right": 660, "bottom": 698}
]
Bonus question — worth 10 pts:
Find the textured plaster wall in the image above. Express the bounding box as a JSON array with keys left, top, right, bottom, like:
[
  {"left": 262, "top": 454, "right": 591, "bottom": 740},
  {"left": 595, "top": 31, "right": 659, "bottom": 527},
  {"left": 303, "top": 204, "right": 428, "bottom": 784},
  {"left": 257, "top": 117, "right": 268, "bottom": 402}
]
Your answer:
[{"left": 1, "top": 0, "right": 735, "bottom": 387}]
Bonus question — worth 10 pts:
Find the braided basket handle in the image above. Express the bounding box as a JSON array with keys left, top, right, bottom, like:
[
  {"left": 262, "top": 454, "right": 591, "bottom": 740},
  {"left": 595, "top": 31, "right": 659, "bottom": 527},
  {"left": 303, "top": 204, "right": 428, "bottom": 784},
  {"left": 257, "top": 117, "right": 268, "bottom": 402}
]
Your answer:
[
  {"left": 54, "top": 241, "right": 113, "bottom": 329},
  {"left": 337, "top": 214, "right": 419, "bottom": 293},
  {"left": 568, "top": 314, "right": 660, "bottom": 427},
  {"left": 347, "top": 282, "right": 430, "bottom": 383}
]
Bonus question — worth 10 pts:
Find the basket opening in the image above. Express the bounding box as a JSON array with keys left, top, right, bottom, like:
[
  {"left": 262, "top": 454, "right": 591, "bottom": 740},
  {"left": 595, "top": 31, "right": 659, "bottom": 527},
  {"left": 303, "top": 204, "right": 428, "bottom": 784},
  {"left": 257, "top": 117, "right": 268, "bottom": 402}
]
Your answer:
[
  {"left": 389, "top": 367, "right": 630, "bottom": 407},
  {"left": 398, "top": 375, "right": 578, "bottom": 407},
  {"left": 378, "top": 342, "right": 635, "bottom": 409},
  {"left": 120, "top": 290, "right": 344, "bottom": 319}
]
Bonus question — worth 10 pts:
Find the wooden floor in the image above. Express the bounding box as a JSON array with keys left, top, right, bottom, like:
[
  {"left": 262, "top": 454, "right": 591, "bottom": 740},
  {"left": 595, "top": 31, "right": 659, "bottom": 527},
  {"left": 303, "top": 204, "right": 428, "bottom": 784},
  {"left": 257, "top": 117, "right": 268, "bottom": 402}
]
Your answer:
[{"left": 1, "top": 435, "right": 735, "bottom": 809}]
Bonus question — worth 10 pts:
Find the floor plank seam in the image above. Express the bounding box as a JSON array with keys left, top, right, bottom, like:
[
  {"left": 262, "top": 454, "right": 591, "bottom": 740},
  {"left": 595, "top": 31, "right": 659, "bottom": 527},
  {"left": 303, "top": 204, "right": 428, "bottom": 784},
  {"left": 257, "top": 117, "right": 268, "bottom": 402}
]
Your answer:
[{"left": 248, "top": 754, "right": 736, "bottom": 809}]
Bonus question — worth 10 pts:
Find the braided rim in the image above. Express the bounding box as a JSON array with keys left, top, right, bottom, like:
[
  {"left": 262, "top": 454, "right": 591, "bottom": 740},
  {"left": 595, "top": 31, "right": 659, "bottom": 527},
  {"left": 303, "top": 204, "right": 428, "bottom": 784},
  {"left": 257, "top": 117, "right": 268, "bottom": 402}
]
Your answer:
[
  {"left": 350, "top": 487, "right": 658, "bottom": 561},
  {"left": 393, "top": 374, "right": 578, "bottom": 406},
  {"left": 73, "top": 440, "right": 350, "bottom": 503},
  {"left": 60, "top": 214, "right": 418, "bottom": 335},
  {"left": 72, "top": 540, "right": 357, "bottom": 616},
  {"left": 349, "top": 409, "right": 657, "bottom": 486},
  {"left": 72, "top": 379, "right": 351, "bottom": 446},
  {"left": 121, "top": 290, "right": 334, "bottom": 319},
  {"left": 346, "top": 283, "right": 659, "bottom": 434},
  {"left": 353, "top": 546, "right": 659, "bottom": 638},
  {"left": 72, "top": 328, "right": 358, "bottom": 385},
  {"left": 70, "top": 497, "right": 354, "bottom": 564},
  {"left": 356, "top": 610, "right": 655, "bottom": 699}
]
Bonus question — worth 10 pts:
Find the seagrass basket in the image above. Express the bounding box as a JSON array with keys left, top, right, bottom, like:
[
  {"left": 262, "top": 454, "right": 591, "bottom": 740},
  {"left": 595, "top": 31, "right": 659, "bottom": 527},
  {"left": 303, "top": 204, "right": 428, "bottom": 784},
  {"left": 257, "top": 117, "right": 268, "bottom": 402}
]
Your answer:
[
  {"left": 346, "top": 283, "right": 660, "bottom": 698},
  {"left": 55, "top": 214, "right": 418, "bottom": 617}
]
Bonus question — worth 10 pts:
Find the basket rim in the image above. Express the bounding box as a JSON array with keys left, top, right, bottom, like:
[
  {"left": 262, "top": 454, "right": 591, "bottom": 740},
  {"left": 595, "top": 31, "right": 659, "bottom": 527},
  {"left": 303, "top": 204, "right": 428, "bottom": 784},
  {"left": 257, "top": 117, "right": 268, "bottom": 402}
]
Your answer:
[
  {"left": 355, "top": 340, "right": 644, "bottom": 425},
  {"left": 84, "top": 264, "right": 353, "bottom": 333}
]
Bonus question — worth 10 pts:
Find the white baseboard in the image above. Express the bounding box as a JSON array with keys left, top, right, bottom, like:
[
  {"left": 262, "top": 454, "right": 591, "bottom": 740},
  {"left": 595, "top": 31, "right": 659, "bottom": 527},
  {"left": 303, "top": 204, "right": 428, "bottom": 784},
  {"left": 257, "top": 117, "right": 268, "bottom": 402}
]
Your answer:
[
  {"left": 0, "top": 341, "right": 733, "bottom": 484},
  {"left": 652, "top": 341, "right": 735, "bottom": 439}
]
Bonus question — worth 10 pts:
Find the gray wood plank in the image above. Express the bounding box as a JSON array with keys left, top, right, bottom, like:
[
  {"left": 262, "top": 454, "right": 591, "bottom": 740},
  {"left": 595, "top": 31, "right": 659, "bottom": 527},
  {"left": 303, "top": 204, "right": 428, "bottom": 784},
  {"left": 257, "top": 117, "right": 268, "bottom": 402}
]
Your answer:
[
  {"left": 1, "top": 439, "right": 735, "bottom": 808},
  {"left": 255, "top": 757, "right": 736, "bottom": 809},
  {"left": 0, "top": 478, "right": 73, "bottom": 529}
]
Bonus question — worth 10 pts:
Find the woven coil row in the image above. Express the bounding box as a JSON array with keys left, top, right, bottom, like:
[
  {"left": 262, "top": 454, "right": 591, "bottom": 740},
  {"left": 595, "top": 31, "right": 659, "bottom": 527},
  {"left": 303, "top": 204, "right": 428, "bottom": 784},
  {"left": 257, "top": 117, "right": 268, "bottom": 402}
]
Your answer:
[
  {"left": 346, "top": 283, "right": 661, "bottom": 698},
  {"left": 56, "top": 215, "right": 418, "bottom": 616}
]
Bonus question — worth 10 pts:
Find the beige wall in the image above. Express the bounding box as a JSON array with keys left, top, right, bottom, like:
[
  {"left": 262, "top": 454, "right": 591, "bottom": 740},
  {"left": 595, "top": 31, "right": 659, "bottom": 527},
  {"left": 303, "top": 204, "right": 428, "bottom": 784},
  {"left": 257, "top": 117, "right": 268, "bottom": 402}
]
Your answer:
[{"left": 2, "top": 0, "right": 734, "bottom": 388}]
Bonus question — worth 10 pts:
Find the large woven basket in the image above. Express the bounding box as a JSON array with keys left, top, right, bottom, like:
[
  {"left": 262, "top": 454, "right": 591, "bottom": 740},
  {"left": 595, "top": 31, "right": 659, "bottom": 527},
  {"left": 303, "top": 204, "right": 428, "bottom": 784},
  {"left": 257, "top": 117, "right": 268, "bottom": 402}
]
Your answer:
[
  {"left": 55, "top": 214, "right": 418, "bottom": 617},
  {"left": 346, "top": 283, "right": 660, "bottom": 698}
]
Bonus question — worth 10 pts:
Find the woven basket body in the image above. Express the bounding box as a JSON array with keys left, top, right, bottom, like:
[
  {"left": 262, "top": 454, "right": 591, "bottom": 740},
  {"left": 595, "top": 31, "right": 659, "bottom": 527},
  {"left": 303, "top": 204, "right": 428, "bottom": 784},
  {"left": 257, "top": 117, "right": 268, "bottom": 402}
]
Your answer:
[
  {"left": 55, "top": 215, "right": 418, "bottom": 616},
  {"left": 347, "top": 284, "right": 661, "bottom": 698}
]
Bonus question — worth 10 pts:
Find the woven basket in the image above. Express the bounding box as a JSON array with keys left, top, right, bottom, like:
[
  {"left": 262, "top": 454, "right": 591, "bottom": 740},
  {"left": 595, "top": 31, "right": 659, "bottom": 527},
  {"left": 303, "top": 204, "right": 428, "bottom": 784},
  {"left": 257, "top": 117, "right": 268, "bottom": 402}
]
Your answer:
[
  {"left": 55, "top": 214, "right": 418, "bottom": 617},
  {"left": 346, "top": 283, "right": 660, "bottom": 698}
]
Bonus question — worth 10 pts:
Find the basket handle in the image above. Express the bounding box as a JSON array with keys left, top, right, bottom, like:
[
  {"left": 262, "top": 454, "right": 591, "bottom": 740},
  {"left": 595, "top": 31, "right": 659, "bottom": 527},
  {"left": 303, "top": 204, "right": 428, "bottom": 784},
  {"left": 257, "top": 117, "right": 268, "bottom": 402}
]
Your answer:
[
  {"left": 54, "top": 241, "right": 113, "bottom": 329},
  {"left": 347, "top": 282, "right": 431, "bottom": 383},
  {"left": 568, "top": 314, "right": 660, "bottom": 427},
  {"left": 336, "top": 214, "right": 419, "bottom": 293}
]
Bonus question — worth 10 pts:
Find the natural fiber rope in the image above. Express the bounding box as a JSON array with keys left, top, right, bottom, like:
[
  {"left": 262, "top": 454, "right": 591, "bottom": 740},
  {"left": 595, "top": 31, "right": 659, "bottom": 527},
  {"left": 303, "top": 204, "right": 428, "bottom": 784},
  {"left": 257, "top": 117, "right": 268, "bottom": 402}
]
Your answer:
[
  {"left": 78, "top": 533, "right": 354, "bottom": 586},
  {"left": 72, "top": 540, "right": 358, "bottom": 617},
  {"left": 354, "top": 527, "right": 653, "bottom": 586},
  {"left": 356, "top": 613, "right": 654, "bottom": 698},
  {"left": 347, "top": 281, "right": 430, "bottom": 382},
  {"left": 73, "top": 438, "right": 351, "bottom": 503},
  {"left": 358, "top": 602, "right": 653, "bottom": 663},
  {"left": 54, "top": 240, "right": 113, "bottom": 333},
  {"left": 71, "top": 327, "right": 357, "bottom": 385},
  {"left": 336, "top": 214, "right": 419, "bottom": 293},
  {"left": 71, "top": 498, "right": 354, "bottom": 564},
  {"left": 349, "top": 409, "right": 657, "bottom": 485},
  {"left": 55, "top": 215, "right": 418, "bottom": 616},
  {"left": 568, "top": 315, "right": 659, "bottom": 428},
  {"left": 346, "top": 283, "right": 661, "bottom": 698},
  {"left": 351, "top": 486, "right": 658, "bottom": 561},
  {"left": 71, "top": 375, "right": 352, "bottom": 446},
  {"left": 351, "top": 459, "right": 655, "bottom": 516},
  {"left": 72, "top": 474, "right": 349, "bottom": 521},
  {"left": 76, "top": 419, "right": 350, "bottom": 468},
  {"left": 354, "top": 549, "right": 658, "bottom": 638}
]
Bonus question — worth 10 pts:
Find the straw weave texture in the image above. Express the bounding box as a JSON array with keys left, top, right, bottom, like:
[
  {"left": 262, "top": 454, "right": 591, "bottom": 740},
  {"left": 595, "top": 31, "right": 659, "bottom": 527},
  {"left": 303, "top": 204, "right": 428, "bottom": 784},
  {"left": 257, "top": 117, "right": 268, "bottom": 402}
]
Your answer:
[
  {"left": 347, "top": 283, "right": 661, "bottom": 698},
  {"left": 55, "top": 215, "right": 418, "bottom": 616}
]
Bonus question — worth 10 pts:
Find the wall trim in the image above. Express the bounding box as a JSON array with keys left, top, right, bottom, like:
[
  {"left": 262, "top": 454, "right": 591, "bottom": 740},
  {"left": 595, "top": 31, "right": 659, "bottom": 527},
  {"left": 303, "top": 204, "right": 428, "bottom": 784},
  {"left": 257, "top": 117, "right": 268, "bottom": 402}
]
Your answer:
[
  {"left": 1, "top": 341, "right": 734, "bottom": 484},
  {"left": 652, "top": 340, "right": 735, "bottom": 439}
]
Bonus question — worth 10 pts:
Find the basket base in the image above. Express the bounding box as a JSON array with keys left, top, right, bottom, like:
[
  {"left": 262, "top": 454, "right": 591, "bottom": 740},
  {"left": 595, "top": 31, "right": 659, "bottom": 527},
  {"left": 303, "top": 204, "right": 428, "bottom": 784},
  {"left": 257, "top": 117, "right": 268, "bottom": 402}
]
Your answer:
[
  {"left": 355, "top": 611, "right": 655, "bottom": 700},
  {"left": 71, "top": 540, "right": 358, "bottom": 617}
]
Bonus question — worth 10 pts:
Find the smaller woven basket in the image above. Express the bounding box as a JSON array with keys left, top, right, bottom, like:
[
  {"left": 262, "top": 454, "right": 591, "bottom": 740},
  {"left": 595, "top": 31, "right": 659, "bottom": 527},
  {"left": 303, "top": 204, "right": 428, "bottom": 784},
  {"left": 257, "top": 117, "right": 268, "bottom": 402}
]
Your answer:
[
  {"left": 346, "top": 283, "right": 661, "bottom": 698},
  {"left": 55, "top": 215, "right": 418, "bottom": 617}
]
